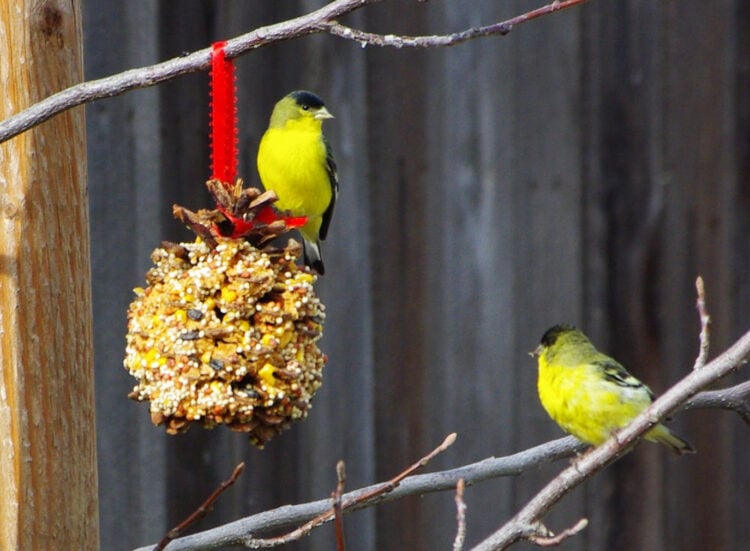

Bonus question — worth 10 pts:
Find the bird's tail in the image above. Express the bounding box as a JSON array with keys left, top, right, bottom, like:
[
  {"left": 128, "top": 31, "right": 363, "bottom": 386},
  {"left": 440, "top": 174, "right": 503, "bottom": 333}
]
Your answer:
[
  {"left": 302, "top": 238, "right": 325, "bottom": 275},
  {"left": 646, "top": 424, "right": 696, "bottom": 455}
]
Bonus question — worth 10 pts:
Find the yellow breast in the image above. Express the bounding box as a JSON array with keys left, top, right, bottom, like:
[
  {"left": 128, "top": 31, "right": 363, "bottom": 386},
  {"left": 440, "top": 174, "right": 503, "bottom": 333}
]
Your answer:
[
  {"left": 537, "top": 360, "right": 647, "bottom": 446},
  {"left": 257, "top": 122, "right": 332, "bottom": 220}
]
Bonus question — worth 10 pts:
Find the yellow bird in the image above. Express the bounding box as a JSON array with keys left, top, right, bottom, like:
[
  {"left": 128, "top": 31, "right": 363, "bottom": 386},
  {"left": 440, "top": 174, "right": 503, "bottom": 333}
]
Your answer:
[
  {"left": 257, "top": 90, "right": 338, "bottom": 275},
  {"left": 532, "top": 324, "right": 694, "bottom": 454}
]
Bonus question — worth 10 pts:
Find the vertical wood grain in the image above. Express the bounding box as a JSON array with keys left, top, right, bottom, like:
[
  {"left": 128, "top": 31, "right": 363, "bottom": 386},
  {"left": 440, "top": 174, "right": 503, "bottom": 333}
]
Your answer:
[{"left": 0, "top": 0, "right": 97, "bottom": 549}]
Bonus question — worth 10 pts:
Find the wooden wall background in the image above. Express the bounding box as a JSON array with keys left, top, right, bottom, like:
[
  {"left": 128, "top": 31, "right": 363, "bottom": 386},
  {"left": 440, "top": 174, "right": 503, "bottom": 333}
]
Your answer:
[{"left": 83, "top": 1, "right": 750, "bottom": 549}]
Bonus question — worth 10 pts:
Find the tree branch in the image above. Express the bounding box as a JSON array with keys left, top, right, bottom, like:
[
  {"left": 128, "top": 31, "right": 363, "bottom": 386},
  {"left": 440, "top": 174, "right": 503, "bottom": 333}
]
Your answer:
[
  {"left": 333, "top": 461, "right": 346, "bottom": 551},
  {"left": 239, "top": 433, "right": 456, "bottom": 548},
  {"left": 683, "top": 380, "right": 750, "bottom": 425},
  {"left": 0, "top": 0, "right": 589, "bottom": 145},
  {"left": 152, "top": 463, "right": 245, "bottom": 551},
  {"left": 470, "top": 329, "right": 750, "bottom": 550},
  {"left": 453, "top": 479, "right": 467, "bottom": 551},
  {"left": 527, "top": 518, "right": 588, "bottom": 547},
  {"left": 131, "top": 375, "right": 750, "bottom": 550},
  {"left": 132, "top": 435, "right": 579, "bottom": 550},
  {"left": 318, "top": 0, "right": 589, "bottom": 48},
  {"left": 693, "top": 276, "right": 711, "bottom": 370}
]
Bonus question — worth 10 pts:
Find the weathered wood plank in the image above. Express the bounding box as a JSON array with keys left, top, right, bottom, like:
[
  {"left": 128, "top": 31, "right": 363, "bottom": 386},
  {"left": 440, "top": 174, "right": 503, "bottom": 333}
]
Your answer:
[{"left": 0, "top": 1, "right": 97, "bottom": 548}]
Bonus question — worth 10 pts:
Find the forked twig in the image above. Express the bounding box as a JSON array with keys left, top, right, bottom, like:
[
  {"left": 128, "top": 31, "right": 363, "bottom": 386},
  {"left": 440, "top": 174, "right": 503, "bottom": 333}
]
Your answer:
[
  {"left": 132, "top": 376, "right": 750, "bottom": 551},
  {"left": 244, "top": 433, "right": 457, "bottom": 547},
  {"left": 153, "top": 462, "right": 246, "bottom": 551}
]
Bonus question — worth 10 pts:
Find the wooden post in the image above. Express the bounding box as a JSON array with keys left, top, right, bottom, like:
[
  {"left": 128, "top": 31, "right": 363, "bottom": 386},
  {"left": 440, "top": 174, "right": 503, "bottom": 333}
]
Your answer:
[{"left": 0, "top": 1, "right": 98, "bottom": 549}]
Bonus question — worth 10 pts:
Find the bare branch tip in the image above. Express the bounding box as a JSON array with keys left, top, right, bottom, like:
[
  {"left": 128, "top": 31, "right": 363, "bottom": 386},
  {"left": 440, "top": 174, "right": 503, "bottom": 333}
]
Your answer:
[
  {"left": 696, "top": 275, "right": 705, "bottom": 295},
  {"left": 443, "top": 432, "right": 458, "bottom": 448},
  {"left": 233, "top": 462, "right": 246, "bottom": 478},
  {"left": 530, "top": 518, "right": 589, "bottom": 547},
  {"left": 693, "top": 274, "right": 711, "bottom": 370}
]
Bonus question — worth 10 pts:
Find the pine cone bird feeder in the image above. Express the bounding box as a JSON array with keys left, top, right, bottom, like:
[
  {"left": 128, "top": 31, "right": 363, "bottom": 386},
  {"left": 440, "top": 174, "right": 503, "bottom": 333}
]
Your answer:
[{"left": 124, "top": 180, "right": 326, "bottom": 447}]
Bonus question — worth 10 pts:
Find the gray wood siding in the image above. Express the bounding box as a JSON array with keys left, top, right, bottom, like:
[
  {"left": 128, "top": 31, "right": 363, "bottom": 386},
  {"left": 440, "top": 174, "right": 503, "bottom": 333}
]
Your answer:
[{"left": 84, "top": 1, "right": 750, "bottom": 549}]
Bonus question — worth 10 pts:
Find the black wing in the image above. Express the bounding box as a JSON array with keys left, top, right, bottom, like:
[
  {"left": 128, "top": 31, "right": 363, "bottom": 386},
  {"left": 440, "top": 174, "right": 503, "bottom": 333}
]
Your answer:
[
  {"left": 593, "top": 358, "right": 655, "bottom": 400},
  {"left": 319, "top": 138, "right": 338, "bottom": 241}
]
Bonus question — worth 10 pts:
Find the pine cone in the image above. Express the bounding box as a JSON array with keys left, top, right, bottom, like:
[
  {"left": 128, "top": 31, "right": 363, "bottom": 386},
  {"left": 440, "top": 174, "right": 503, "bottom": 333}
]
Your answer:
[{"left": 124, "top": 179, "right": 326, "bottom": 447}]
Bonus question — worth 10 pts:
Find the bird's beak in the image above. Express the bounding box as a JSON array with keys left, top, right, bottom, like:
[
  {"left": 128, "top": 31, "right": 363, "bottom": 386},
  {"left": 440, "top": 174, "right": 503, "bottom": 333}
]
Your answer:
[
  {"left": 315, "top": 107, "right": 335, "bottom": 120},
  {"left": 529, "top": 345, "right": 543, "bottom": 358}
]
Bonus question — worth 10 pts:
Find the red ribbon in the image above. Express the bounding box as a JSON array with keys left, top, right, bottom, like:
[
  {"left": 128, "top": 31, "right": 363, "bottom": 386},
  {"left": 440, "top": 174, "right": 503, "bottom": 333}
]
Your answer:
[
  {"left": 208, "top": 41, "right": 307, "bottom": 238},
  {"left": 209, "top": 41, "right": 238, "bottom": 186}
]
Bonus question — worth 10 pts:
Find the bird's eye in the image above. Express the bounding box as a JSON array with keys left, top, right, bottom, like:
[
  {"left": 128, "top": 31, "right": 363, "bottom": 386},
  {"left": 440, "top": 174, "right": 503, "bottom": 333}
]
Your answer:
[{"left": 301, "top": 105, "right": 310, "bottom": 111}]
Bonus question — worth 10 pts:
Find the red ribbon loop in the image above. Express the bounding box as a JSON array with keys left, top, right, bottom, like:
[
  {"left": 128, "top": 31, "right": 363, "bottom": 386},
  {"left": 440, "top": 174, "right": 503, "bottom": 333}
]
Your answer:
[{"left": 209, "top": 41, "right": 238, "bottom": 186}]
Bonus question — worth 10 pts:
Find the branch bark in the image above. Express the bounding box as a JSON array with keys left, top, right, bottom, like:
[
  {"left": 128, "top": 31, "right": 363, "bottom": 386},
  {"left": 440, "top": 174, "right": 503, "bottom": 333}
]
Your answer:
[
  {"left": 131, "top": 436, "right": 580, "bottom": 550},
  {"left": 131, "top": 376, "right": 750, "bottom": 550},
  {"left": 683, "top": 380, "right": 750, "bottom": 424},
  {"left": 471, "top": 330, "right": 750, "bottom": 550},
  {"left": 0, "top": 0, "right": 589, "bottom": 144},
  {"left": 317, "top": 0, "right": 588, "bottom": 47}
]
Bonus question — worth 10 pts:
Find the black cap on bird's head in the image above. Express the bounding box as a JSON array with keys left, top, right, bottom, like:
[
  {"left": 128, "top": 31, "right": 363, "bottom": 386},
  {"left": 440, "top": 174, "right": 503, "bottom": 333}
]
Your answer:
[
  {"left": 289, "top": 90, "right": 326, "bottom": 110},
  {"left": 269, "top": 90, "right": 334, "bottom": 127},
  {"left": 530, "top": 324, "right": 580, "bottom": 357},
  {"left": 533, "top": 323, "right": 600, "bottom": 360},
  {"left": 540, "top": 324, "right": 578, "bottom": 348}
]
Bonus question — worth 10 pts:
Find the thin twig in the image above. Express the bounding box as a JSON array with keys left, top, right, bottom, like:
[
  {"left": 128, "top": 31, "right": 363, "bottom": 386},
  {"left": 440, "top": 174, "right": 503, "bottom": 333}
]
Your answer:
[
  {"left": 328, "top": 431, "right": 458, "bottom": 515},
  {"left": 452, "top": 479, "right": 467, "bottom": 551},
  {"left": 683, "top": 380, "right": 750, "bottom": 425},
  {"left": 152, "top": 462, "right": 245, "bottom": 551},
  {"left": 132, "top": 374, "right": 750, "bottom": 551},
  {"left": 0, "top": 0, "right": 590, "bottom": 144},
  {"left": 242, "top": 433, "right": 457, "bottom": 548},
  {"left": 471, "top": 329, "right": 750, "bottom": 550},
  {"left": 693, "top": 276, "right": 711, "bottom": 370},
  {"left": 131, "top": 376, "right": 750, "bottom": 551},
  {"left": 334, "top": 461, "right": 347, "bottom": 551},
  {"left": 318, "top": 0, "right": 589, "bottom": 48},
  {"left": 132, "top": 435, "right": 577, "bottom": 550},
  {"left": 529, "top": 518, "right": 588, "bottom": 547}
]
